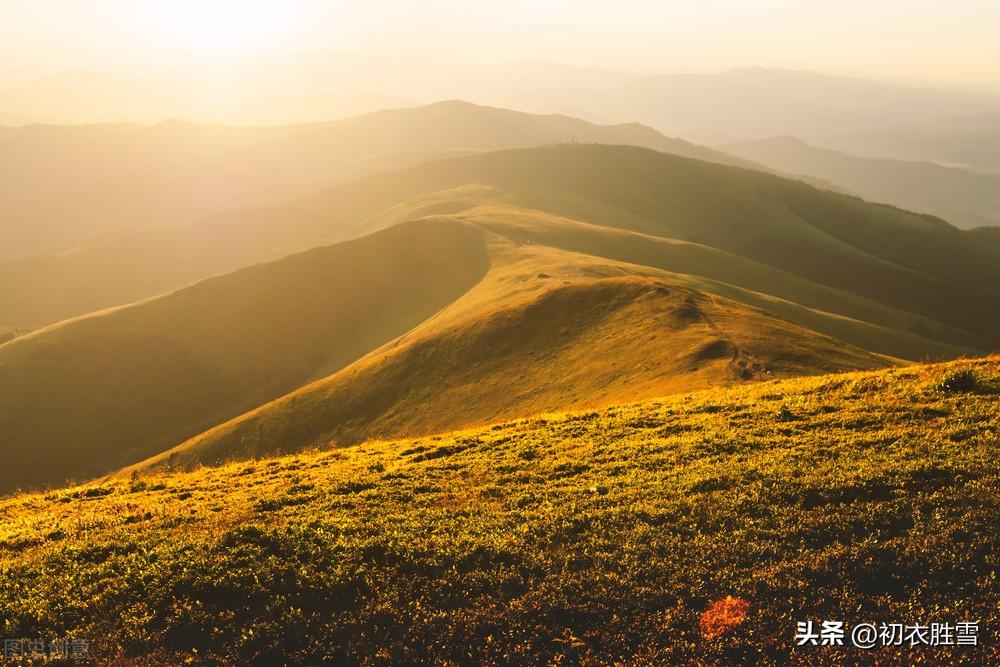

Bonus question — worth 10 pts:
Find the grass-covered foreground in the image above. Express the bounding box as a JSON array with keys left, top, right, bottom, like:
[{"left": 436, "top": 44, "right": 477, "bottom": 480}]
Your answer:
[{"left": 1, "top": 357, "right": 998, "bottom": 665}]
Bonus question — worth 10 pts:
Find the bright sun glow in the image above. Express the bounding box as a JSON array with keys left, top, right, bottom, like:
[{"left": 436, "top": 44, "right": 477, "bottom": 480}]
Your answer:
[{"left": 130, "top": 0, "right": 305, "bottom": 61}]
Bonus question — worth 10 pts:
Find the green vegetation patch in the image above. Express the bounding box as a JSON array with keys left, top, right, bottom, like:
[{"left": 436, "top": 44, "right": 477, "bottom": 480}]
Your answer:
[{"left": 0, "top": 358, "right": 997, "bottom": 665}]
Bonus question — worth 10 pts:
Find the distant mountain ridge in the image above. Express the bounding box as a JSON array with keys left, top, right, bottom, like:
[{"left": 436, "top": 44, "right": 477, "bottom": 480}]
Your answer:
[
  {"left": 826, "top": 111, "right": 1000, "bottom": 174},
  {"left": 0, "top": 100, "right": 828, "bottom": 327},
  {"left": 0, "top": 99, "right": 753, "bottom": 262},
  {"left": 592, "top": 67, "right": 1000, "bottom": 143},
  {"left": 719, "top": 135, "right": 1000, "bottom": 229}
]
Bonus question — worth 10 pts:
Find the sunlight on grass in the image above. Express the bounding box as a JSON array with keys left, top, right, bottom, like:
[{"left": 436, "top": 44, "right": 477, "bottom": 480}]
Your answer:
[{"left": 0, "top": 357, "right": 996, "bottom": 664}]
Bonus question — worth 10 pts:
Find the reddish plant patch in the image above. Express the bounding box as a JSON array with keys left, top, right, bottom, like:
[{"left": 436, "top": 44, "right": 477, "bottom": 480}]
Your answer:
[{"left": 700, "top": 596, "right": 750, "bottom": 640}]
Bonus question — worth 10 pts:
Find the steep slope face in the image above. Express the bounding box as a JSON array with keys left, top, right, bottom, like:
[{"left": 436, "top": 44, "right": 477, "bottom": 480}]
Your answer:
[
  {"left": 720, "top": 136, "right": 1000, "bottom": 229},
  {"left": 133, "top": 255, "right": 889, "bottom": 473},
  {"left": 5, "top": 358, "right": 999, "bottom": 665},
  {"left": 0, "top": 100, "right": 735, "bottom": 261},
  {"left": 0, "top": 221, "right": 489, "bottom": 493}
]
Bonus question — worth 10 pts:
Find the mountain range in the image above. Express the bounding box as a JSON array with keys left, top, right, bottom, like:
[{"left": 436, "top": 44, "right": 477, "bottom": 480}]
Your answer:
[
  {"left": 0, "top": 101, "right": 818, "bottom": 327},
  {"left": 2, "top": 80, "right": 1000, "bottom": 665},
  {"left": 1, "top": 140, "right": 998, "bottom": 492},
  {"left": 825, "top": 111, "right": 1000, "bottom": 174},
  {"left": 720, "top": 135, "right": 1000, "bottom": 229},
  {"left": 587, "top": 67, "right": 1000, "bottom": 144},
  {"left": 5, "top": 65, "right": 999, "bottom": 142},
  {"left": 2, "top": 99, "right": 743, "bottom": 261}
]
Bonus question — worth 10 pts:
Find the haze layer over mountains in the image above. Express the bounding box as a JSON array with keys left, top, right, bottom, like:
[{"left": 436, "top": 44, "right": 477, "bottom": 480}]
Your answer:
[
  {"left": 1, "top": 93, "right": 999, "bottom": 492},
  {"left": 4, "top": 65, "right": 999, "bottom": 237}
]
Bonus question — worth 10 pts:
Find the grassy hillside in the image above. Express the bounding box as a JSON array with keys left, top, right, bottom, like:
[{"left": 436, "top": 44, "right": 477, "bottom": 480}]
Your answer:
[
  {"left": 388, "top": 146, "right": 1000, "bottom": 345},
  {"left": 0, "top": 211, "right": 891, "bottom": 493},
  {"left": 2, "top": 357, "right": 997, "bottom": 665},
  {"left": 0, "top": 104, "right": 764, "bottom": 327},
  {"left": 0, "top": 221, "right": 489, "bottom": 493},
  {"left": 0, "top": 100, "right": 736, "bottom": 262},
  {"left": 394, "top": 199, "right": 977, "bottom": 359},
  {"left": 154, "top": 144, "right": 996, "bottom": 353},
  {"left": 721, "top": 136, "right": 1000, "bottom": 229},
  {"left": 5, "top": 144, "right": 998, "bottom": 355},
  {"left": 2, "top": 144, "right": 997, "bottom": 491},
  {"left": 135, "top": 270, "right": 887, "bottom": 472}
]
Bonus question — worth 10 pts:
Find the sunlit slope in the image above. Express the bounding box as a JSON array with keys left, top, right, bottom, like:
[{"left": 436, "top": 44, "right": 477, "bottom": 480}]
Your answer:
[
  {"left": 133, "top": 236, "right": 889, "bottom": 473},
  {"left": 157, "top": 144, "right": 1000, "bottom": 348},
  {"left": 0, "top": 100, "right": 735, "bottom": 261},
  {"left": 0, "top": 221, "right": 489, "bottom": 493},
  {"left": 3, "top": 144, "right": 997, "bottom": 491},
  {"left": 0, "top": 138, "right": 868, "bottom": 327},
  {"left": 371, "top": 199, "right": 978, "bottom": 359},
  {"left": 343, "top": 145, "right": 1000, "bottom": 346},
  {"left": 720, "top": 135, "right": 1000, "bottom": 229},
  {"left": 4, "top": 358, "right": 999, "bottom": 665},
  {"left": 0, "top": 215, "right": 895, "bottom": 493},
  {"left": 5, "top": 144, "right": 998, "bottom": 341}
]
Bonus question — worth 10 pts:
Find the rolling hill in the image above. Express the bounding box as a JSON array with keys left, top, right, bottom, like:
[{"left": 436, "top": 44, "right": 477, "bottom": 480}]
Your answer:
[
  {"left": 0, "top": 221, "right": 489, "bottom": 492},
  {"left": 130, "top": 246, "right": 888, "bottom": 474},
  {"left": 0, "top": 213, "right": 889, "bottom": 494},
  {"left": 0, "top": 100, "right": 748, "bottom": 261},
  {"left": 2, "top": 143, "right": 998, "bottom": 492},
  {"left": 313, "top": 145, "right": 1000, "bottom": 347},
  {"left": 2, "top": 142, "right": 997, "bottom": 341},
  {"left": 2, "top": 357, "right": 998, "bottom": 664},
  {"left": 719, "top": 136, "right": 1000, "bottom": 229}
]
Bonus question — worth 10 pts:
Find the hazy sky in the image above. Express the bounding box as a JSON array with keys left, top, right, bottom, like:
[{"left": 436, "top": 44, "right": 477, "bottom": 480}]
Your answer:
[{"left": 1, "top": 0, "right": 998, "bottom": 90}]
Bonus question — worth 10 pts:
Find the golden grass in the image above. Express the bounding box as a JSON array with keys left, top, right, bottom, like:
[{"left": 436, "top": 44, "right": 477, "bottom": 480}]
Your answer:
[
  {"left": 0, "top": 357, "right": 996, "bottom": 664},
  {"left": 131, "top": 236, "right": 888, "bottom": 474},
  {"left": 3, "top": 144, "right": 998, "bottom": 493},
  {"left": 0, "top": 220, "right": 489, "bottom": 493}
]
